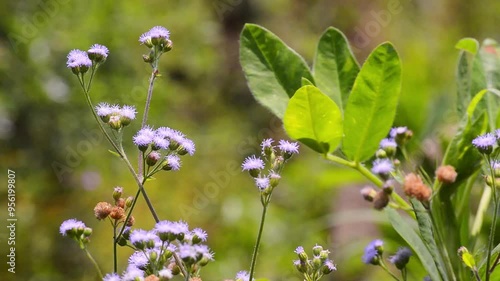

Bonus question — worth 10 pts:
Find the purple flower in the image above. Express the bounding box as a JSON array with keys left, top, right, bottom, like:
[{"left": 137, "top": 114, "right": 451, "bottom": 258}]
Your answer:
[
  {"left": 492, "top": 160, "right": 500, "bottom": 170},
  {"left": 158, "top": 269, "right": 173, "bottom": 278},
  {"left": 191, "top": 228, "right": 208, "bottom": 242},
  {"left": 156, "top": 127, "right": 180, "bottom": 139},
  {"left": 236, "top": 270, "right": 251, "bottom": 281},
  {"left": 179, "top": 138, "right": 196, "bottom": 156},
  {"left": 295, "top": 246, "right": 305, "bottom": 254},
  {"left": 66, "top": 49, "right": 92, "bottom": 69},
  {"left": 254, "top": 177, "right": 269, "bottom": 190},
  {"left": 130, "top": 229, "right": 158, "bottom": 249},
  {"left": 242, "top": 155, "right": 265, "bottom": 171},
  {"left": 371, "top": 158, "right": 394, "bottom": 175},
  {"left": 390, "top": 126, "right": 408, "bottom": 138},
  {"left": 87, "top": 44, "right": 109, "bottom": 62},
  {"left": 178, "top": 244, "right": 198, "bottom": 261},
  {"left": 133, "top": 126, "right": 155, "bottom": 147},
  {"left": 139, "top": 26, "right": 170, "bottom": 44},
  {"left": 261, "top": 138, "right": 275, "bottom": 155},
  {"left": 362, "top": 239, "right": 383, "bottom": 265},
  {"left": 278, "top": 140, "right": 299, "bottom": 155},
  {"left": 95, "top": 102, "right": 113, "bottom": 117},
  {"left": 388, "top": 247, "right": 412, "bottom": 269},
  {"left": 155, "top": 220, "right": 189, "bottom": 238},
  {"left": 472, "top": 133, "right": 496, "bottom": 154},
  {"left": 152, "top": 136, "right": 169, "bottom": 150},
  {"left": 323, "top": 259, "right": 337, "bottom": 272},
  {"left": 59, "top": 219, "right": 86, "bottom": 236},
  {"left": 128, "top": 251, "right": 149, "bottom": 269},
  {"left": 120, "top": 105, "right": 137, "bottom": 120},
  {"left": 164, "top": 154, "right": 181, "bottom": 171},
  {"left": 103, "top": 273, "right": 121, "bottom": 281},
  {"left": 121, "top": 266, "right": 144, "bottom": 281},
  {"left": 380, "top": 138, "right": 397, "bottom": 149}
]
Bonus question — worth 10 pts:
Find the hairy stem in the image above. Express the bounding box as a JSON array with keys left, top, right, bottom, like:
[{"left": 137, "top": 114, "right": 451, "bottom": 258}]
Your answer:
[{"left": 249, "top": 203, "right": 269, "bottom": 281}]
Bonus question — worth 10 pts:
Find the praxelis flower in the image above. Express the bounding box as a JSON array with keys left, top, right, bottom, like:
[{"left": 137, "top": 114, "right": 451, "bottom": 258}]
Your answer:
[
  {"left": 371, "top": 158, "right": 394, "bottom": 178},
  {"left": 242, "top": 155, "right": 265, "bottom": 177},
  {"left": 472, "top": 133, "right": 496, "bottom": 154},
  {"left": 59, "top": 219, "right": 86, "bottom": 237},
  {"left": 87, "top": 44, "right": 109, "bottom": 63},
  {"left": 66, "top": 49, "right": 92, "bottom": 74},
  {"left": 388, "top": 247, "right": 412, "bottom": 269},
  {"left": 278, "top": 139, "right": 299, "bottom": 159},
  {"left": 235, "top": 270, "right": 251, "bottom": 281},
  {"left": 163, "top": 154, "right": 181, "bottom": 171},
  {"left": 362, "top": 239, "right": 383, "bottom": 265}
]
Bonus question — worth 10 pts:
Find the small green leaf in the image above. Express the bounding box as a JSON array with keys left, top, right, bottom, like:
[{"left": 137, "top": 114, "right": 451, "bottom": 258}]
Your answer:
[
  {"left": 313, "top": 27, "right": 360, "bottom": 110},
  {"left": 342, "top": 42, "right": 402, "bottom": 162},
  {"left": 386, "top": 208, "right": 442, "bottom": 281},
  {"left": 108, "top": 149, "right": 121, "bottom": 158},
  {"left": 301, "top": 77, "right": 314, "bottom": 86},
  {"left": 455, "top": 38, "right": 479, "bottom": 54},
  {"left": 240, "top": 24, "right": 314, "bottom": 119},
  {"left": 284, "top": 85, "right": 343, "bottom": 154}
]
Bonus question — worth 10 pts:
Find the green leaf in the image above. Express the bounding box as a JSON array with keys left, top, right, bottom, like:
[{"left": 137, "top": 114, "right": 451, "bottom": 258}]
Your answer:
[
  {"left": 342, "top": 42, "right": 402, "bottom": 162},
  {"left": 411, "top": 199, "right": 450, "bottom": 280},
  {"left": 284, "top": 85, "right": 343, "bottom": 153},
  {"left": 455, "top": 38, "right": 479, "bottom": 54},
  {"left": 386, "top": 208, "right": 442, "bottom": 281},
  {"left": 108, "top": 149, "right": 121, "bottom": 158},
  {"left": 313, "top": 27, "right": 360, "bottom": 110},
  {"left": 240, "top": 24, "right": 314, "bottom": 119}
]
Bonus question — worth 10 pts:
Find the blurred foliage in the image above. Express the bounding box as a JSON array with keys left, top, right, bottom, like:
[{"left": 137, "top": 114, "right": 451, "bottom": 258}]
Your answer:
[{"left": 0, "top": 0, "right": 499, "bottom": 280}]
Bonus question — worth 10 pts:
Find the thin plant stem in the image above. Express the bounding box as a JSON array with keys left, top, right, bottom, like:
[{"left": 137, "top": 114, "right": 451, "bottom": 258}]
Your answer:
[
  {"left": 248, "top": 203, "right": 269, "bottom": 281},
  {"left": 324, "top": 154, "right": 413, "bottom": 216},
  {"left": 113, "top": 223, "right": 117, "bottom": 273},
  {"left": 84, "top": 247, "right": 104, "bottom": 279},
  {"left": 379, "top": 259, "right": 400, "bottom": 281},
  {"left": 490, "top": 253, "right": 500, "bottom": 273},
  {"left": 428, "top": 209, "right": 457, "bottom": 281},
  {"left": 485, "top": 155, "right": 498, "bottom": 281}
]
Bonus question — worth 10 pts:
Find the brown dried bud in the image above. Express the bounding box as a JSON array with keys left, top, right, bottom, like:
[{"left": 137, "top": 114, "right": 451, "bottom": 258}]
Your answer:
[
  {"left": 360, "top": 186, "right": 377, "bottom": 202},
  {"left": 436, "top": 165, "right": 457, "bottom": 184},
  {"left": 144, "top": 275, "right": 160, "bottom": 281},
  {"left": 116, "top": 198, "right": 125, "bottom": 208},
  {"left": 109, "top": 206, "right": 125, "bottom": 220},
  {"left": 126, "top": 215, "right": 135, "bottom": 226},
  {"left": 373, "top": 191, "right": 390, "bottom": 210},
  {"left": 94, "top": 202, "right": 113, "bottom": 220},
  {"left": 404, "top": 173, "right": 432, "bottom": 202}
]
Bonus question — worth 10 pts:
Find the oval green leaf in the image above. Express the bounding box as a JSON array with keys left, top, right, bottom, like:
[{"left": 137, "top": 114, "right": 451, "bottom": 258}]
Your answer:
[
  {"left": 284, "top": 85, "right": 343, "bottom": 154},
  {"left": 313, "top": 27, "right": 360, "bottom": 110},
  {"left": 342, "top": 42, "right": 402, "bottom": 162},
  {"left": 240, "top": 24, "right": 314, "bottom": 119}
]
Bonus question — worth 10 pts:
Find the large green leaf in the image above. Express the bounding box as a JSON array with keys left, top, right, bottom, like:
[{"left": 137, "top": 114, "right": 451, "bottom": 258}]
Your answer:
[
  {"left": 342, "top": 42, "right": 402, "bottom": 162},
  {"left": 411, "top": 199, "right": 450, "bottom": 281},
  {"left": 240, "top": 24, "right": 314, "bottom": 119},
  {"left": 386, "top": 208, "right": 442, "bottom": 281},
  {"left": 284, "top": 85, "right": 343, "bottom": 154},
  {"left": 313, "top": 27, "right": 359, "bottom": 110}
]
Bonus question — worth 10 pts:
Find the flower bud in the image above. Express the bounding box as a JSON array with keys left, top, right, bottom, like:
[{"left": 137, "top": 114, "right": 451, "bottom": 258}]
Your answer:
[
  {"left": 162, "top": 39, "right": 173, "bottom": 52},
  {"left": 83, "top": 227, "right": 93, "bottom": 237},
  {"left": 125, "top": 196, "right": 134, "bottom": 208},
  {"left": 312, "top": 245, "right": 323, "bottom": 256},
  {"left": 108, "top": 115, "right": 122, "bottom": 130},
  {"left": 116, "top": 198, "right": 125, "bottom": 208},
  {"left": 312, "top": 256, "right": 322, "bottom": 270},
  {"left": 436, "top": 165, "right": 458, "bottom": 184},
  {"left": 373, "top": 191, "right": 389, "bottom": 210},
  {"left": 126, "top": 215, "right": 135, "bottom": 227},
  {"left": 360, "top": 187, "right": 377, "bottom": 202},
  {"left": 113, "top": 187, "right": 123, "bottom": 201},
  {"left": 110, "top": 206, "right": 125, "bottom": 220},
  {"left": 375, "top": 149, "right": 387, "bottom": 158},
  {"left": 147, "top": 151, "right": 161, "bottom": 166},
  {"left": 294, "top": 260, "right": 307, "bottom": 273}
]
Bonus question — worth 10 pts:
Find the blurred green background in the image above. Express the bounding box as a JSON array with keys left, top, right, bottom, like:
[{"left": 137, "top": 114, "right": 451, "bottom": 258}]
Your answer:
[{"left": 0, "top": 0, "right": 499, "bottom": 280}]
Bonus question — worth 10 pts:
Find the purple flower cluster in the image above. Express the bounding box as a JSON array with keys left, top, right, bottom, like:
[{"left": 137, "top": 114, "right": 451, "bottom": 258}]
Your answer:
[
  {"left": 362, "top": 239, "right": 383, "bottom": 265},
  {"left": 388, "top": 247, "right": 412, "bottom": 269},
  {"left": 293, "top": 244, "right": 337, "bottom": 279},
  {"left": 95, "top": 103, "right": 137, "bottom": 128},
  {"left": 105, "top": 220, "right": 213, "bottom": 281},
  {"left": 66, "top": 44, "right": 109, "bottom": 74},
  {"left": 472, "top": 132, "right": 498, "bottom": 154},
  {"left": 139, "top": 26, "right": 170, "bottom": 44},
  {"left": 133, "top": 126, "right": 196, "bottom": 172},
  {"left": 241, "top": 139, "right": 299, "bottom": 192}
]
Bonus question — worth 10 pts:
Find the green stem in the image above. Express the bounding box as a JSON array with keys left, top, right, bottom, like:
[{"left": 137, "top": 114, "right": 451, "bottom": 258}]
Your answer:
[
  {"left": 113, "top": 222, "right": 117, "bottom": 273},
  {"left": 485, "top": 155, "right": 498, "bottom": 281},
  {"left": 379, "top": 259, "right": 400, "bottom": 281},
  {"left": 428, "top": 209, "right": 457, "bottom": 281},
  {"left": 138, "top": 68, "right": 158, "bottom": 179},
  {"left": 248, "top": 202, "right": 269, "bottom": 281},
  {"left": 325, "top": 154, "right": 413, "bottom": 215},
  {"left": 84, "top": 247, "right": 104, "bottom": 279}
]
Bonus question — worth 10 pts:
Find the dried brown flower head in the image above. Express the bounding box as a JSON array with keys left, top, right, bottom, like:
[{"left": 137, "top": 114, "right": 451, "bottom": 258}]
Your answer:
[
  {"left": 109, "top": 206, "right": 125, "bottom": 220},
  {"left": 404, "top": 173, "right": 432, "bottom": 202},
  {"left": 94, "top": 202, "right": 112, "bottom": 220},
  {"left": 436, "top": 165, "right": 458, "bottom": 184}
]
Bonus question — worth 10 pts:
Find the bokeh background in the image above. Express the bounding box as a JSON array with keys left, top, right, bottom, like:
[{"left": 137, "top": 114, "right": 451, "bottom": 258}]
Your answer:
[{"left": 0, "top": 0, "right": 499, "bottom": 280}]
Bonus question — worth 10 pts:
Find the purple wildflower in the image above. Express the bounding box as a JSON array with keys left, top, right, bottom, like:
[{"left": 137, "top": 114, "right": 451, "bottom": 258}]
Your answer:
[
  {"left": 380, "top": 138, "right": 397, "bottom": 149},
  {"left": 130, "top": 229, "right": 158, "bottom": 249},
  {"left": 139, "top": 26, "right": 170, "bottom": 44},
  {"left": 59, "top": 219, "right": 86, "bottom": 236},
  {"left": 103, "top": 273, "right": 121, "bottom": 281},
  {"left": 133, "top": 126, "right": 155, "bottom": 147},
  {"left": 95, "top": 102, "right": 113, "bottom": 118},
  {"left": 362, "top": 239, "right": 383, "bottom": 265},
  {"left": 254, "top": 176, "right": 270, "bottom": 190},
  {"left": 472, "top": 133, "right": 496, "bottom": 154},
  {"left": 371, "top": 158, "right": 394, "bottom": 175},
  {"left": 120, "top": 105, "right": 137, "bottom": 120},
  {"left": 242, "top": 156, "right": 265, "bottom": 171},
  {"left": 179, "top": 138, "right": 196, "bottom": 156},
  {"left": 152, "top": 135, "right": 169, "bottom": 150},
  {"left": 323, "top": 259, "right": 337, "bottom": 273},
  {"left": 87, "top": 44, "right": 109, "bottom": 62},
  {"left": 66, "top": 49, "right": 92, "bottom": 69},
  {"left": 164, "top": 154, "right": 181, "bottom": 171},
  {"left": 278, "top": 140, "right": 299, "bottom": 155},
  {"left": 390, "top": 127, "right": 408, "bottom": 138},
  {"left": 388, "top": 247, "right": 412, "bottom": 269},
  {"left": 128, "top": 251, "right": 149, "bottom": 269},
  {"left": 236, "top": 270, "right": 251, "bottom": 281},
  {"left": 191, "top": 228, "right": 208, "bottom": 242},
  {"left": 121, "top": 266, "right": 144, "bottom": 281},
  {"left": 158, "top": 269, "right": 173, "bottom": 279}
]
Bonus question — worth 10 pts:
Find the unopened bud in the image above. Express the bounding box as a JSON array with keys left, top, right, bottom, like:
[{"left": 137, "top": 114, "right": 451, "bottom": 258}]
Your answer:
[
  {"left": 373, "top": 191, "right": 390, "bottom": 210},
  {"left": 361, "top": 187, "right": 377, "bottom": 202}
]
